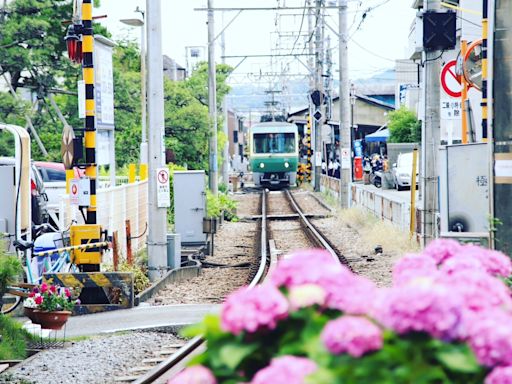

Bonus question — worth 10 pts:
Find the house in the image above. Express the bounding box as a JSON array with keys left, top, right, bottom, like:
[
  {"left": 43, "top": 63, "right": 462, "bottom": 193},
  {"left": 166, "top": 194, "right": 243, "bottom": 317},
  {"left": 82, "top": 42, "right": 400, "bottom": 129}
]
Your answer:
[
  {"left": 288, "top": 93, "right": 395, "bottom": 160},
  {"left": 163, "top": 55, "right": 186, "bottom": 81}
]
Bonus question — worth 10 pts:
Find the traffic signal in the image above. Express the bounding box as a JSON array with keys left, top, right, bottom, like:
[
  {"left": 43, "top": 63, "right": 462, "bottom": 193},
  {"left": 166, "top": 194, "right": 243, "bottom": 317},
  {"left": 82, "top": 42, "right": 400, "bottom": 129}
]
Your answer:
[{"left": 423, "top": 11, "right": 456, "bottom": 51}]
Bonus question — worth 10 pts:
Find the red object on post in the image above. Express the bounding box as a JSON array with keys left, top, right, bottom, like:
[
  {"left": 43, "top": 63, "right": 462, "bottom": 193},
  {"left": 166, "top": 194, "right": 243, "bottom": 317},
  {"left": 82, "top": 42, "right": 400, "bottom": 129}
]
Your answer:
[{"left": 354, "top": 157, "right": 363, "bottom": 180}]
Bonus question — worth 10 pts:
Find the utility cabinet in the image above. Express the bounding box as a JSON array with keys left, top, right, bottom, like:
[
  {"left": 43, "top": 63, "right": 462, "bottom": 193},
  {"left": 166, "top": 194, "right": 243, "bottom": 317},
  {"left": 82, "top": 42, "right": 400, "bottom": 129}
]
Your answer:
[
  {"left": 439, "top": 143, "right": 490, "bottom": 242},
  {"left": 174, "top": 171, "right": 206, "bottom": 245},
  {"left": 0, "top": 165, "right": 15, "bottom": 250}
]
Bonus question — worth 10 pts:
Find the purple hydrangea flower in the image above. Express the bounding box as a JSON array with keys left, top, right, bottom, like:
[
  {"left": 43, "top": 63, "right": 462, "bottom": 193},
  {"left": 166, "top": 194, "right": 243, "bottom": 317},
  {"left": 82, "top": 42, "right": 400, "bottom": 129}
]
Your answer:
[
  {"left": 392, "top": 253, "right": 438, "bottom": 286},
  {"left": 325, "top": 275, "right": 378, "bottom": 315},
  {"left": 251, "top": 356, "right": 317, "bottom": 384},
  {"left": 374, "top": 278, "right": 465, "bottom": 341},
  {"left": 441, "top": 253, "right": 485, "bottom": 275},
  {"left": 485, "top": 366, "right": 512, "bottom": 384},
  {"left": 167, "top": 365, "right": 216, "bottom": 384},
  {"left": 321, "top": 316, "right": 383, "bottom": 357},
  {"left": 422, "top": 238, "right": 464, "bottom": 265},
  {"left": 467, "top": 310, "right": 512, "bottom": 367},
  {"left": 221, "top": 284, "right": 288, "bottom": 335},
  {"left": 269, "top": 249, "right": 352, "bottom": 291}
]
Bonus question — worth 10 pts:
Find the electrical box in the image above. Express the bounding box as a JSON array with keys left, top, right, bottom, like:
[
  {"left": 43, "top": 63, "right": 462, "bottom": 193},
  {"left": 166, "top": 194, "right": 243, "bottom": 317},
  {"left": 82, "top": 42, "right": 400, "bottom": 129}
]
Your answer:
[
  {"left": 439, "top": 143, "right": 490, "bottom": 240},
  {"left": 174, "top": 171, "right": 206, "bottom": 245},
  {"left": 70, "top": 224, "right": 102, "bottom": 265}
]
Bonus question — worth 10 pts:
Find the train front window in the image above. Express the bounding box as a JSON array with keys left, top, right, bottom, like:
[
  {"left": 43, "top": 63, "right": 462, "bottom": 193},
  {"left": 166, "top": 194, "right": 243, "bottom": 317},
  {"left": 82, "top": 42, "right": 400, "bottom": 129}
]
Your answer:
[{"left": 253, "top": 133, "right": 295, "bottom": 154}]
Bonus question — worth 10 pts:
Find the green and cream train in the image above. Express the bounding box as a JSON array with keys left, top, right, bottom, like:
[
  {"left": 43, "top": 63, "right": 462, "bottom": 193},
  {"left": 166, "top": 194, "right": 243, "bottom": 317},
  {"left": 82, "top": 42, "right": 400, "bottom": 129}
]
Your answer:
[{"left": 248, "top": 122, "right": 299, "bottom": 188}]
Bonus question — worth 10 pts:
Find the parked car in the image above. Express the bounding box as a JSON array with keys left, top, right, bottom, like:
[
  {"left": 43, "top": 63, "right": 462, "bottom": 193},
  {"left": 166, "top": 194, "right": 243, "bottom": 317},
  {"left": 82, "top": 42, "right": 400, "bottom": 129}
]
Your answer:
[
  {"left": 0, "top": 157, "right": 48, "bottom": 225},
  {"left": 34, "top": 162, "right": 82, "bottom": 217},
  {"left": 391, "top": 152, "right": 419, "bottom": 191}
]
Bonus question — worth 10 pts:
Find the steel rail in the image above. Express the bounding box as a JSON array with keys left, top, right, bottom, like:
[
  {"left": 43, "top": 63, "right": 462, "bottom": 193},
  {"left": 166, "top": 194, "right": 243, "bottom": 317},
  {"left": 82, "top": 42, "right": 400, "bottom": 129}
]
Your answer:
[
  {"left": 133, "top": 190, "right": 268, "bottom": 384},
  {"left": 284, "top": 189, "right": 338, "bottom": 260}
]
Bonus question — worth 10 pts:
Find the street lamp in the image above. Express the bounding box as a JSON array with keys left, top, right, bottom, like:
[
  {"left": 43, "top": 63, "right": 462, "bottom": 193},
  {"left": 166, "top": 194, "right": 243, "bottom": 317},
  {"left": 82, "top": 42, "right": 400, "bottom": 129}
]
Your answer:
[{"left": 120, "top": 8, "right": 147, "bottom": 164}]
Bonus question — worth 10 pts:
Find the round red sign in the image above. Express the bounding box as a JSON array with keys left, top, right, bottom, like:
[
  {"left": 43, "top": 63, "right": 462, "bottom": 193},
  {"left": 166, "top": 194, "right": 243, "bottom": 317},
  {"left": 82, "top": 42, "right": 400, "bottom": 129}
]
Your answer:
[{"left": 440, "top": 60, "right": 462, "bottom": 98}]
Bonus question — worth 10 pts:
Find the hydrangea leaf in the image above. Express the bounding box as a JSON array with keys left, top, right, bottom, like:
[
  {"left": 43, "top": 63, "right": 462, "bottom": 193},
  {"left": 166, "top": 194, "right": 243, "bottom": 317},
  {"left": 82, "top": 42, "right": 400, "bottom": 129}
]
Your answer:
[{"left": 218, "top": 342, "right": 260, "bottom": 370}]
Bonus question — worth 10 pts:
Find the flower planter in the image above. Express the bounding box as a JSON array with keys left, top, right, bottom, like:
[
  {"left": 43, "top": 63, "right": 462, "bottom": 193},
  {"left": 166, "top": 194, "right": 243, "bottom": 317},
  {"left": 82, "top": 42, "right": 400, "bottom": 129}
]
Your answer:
[
  {"left": 32, "top": 310, "right": 71, "bottom": 330},
  {"left": 24, "top": 307, "right": 39, "bottom": 324}
]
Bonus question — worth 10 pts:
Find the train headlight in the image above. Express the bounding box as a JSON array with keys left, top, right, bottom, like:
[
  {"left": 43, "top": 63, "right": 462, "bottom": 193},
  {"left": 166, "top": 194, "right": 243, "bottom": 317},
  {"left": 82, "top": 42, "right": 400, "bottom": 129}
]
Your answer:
[
  {"left": 284, "top": 162, "right": 289, "bottom": 168},
  {"left": 259, "top": 163, "right": 265, "bottom": 169}
]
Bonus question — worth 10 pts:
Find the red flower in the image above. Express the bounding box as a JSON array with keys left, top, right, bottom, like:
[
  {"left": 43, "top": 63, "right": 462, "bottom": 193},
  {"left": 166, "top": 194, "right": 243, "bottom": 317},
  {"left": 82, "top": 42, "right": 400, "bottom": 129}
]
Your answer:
[
  {"left": 29, "top": 292, "right": 35, "bottom": 298},
  {"left": 40, "top": 283, "right": 48, "bottom": 293},
  {"left": 65, "top": 288, "right": 71, "bottom": 298},
  {"left": 35, "top": 296, "right": 43, "bottom": 305},
  {"left": 50, "top": 285, "right": 57, "bottom": 293}
]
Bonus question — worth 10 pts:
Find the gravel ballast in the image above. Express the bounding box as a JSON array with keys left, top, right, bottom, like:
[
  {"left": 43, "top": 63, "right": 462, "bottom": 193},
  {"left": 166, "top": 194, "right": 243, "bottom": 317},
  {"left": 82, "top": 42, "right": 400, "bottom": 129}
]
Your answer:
[{"left": 3, "top": 331, "right": 181, "bottom": 384}]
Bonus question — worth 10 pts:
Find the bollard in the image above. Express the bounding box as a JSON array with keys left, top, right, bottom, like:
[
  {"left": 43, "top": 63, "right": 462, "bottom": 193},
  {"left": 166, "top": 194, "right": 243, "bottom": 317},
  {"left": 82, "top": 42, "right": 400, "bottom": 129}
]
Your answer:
[{"left": 128, "top": 163, "right": 136, "bottom": 183}]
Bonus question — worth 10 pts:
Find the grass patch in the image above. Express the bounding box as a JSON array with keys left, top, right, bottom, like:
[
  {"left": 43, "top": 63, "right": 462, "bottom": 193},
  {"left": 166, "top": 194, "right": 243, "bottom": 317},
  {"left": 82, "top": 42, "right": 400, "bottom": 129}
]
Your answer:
[
  {"left": 0, "top": 315, "right": 35, "bottom": 360},
  {"left": 339, "top": 207, "right": 420, "bottom": 255}
]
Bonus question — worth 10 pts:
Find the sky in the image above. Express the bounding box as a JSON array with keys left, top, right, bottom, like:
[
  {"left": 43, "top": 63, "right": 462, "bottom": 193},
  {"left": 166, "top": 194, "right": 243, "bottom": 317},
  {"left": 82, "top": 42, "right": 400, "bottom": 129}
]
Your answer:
[{"left": 95, "top": 0, "right": 417, "bottom": 85}]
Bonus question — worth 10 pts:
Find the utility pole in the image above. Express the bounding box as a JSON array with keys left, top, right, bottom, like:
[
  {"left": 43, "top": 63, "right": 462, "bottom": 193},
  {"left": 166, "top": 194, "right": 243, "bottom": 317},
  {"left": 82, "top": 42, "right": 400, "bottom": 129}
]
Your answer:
[
  {"left": 339, "top": 0, "right": 351, "bottom": 208},
  {"left": 313, "top": 0, "right": 324, "bottom": 192},
  {"left": 146, "top": 0, "right": 167, "bottom": 280},
  {"left": 221, "top": 13, "right": 229, "bottom": 187},
  {"left": 208, "top": 0, "right": 218, "bottom": 195},
  {"left": 139, "top": 9, "right": 148, "bottom": 165},
  {"left": 421, "top": 0, "right": 441, "bottom": 246}
]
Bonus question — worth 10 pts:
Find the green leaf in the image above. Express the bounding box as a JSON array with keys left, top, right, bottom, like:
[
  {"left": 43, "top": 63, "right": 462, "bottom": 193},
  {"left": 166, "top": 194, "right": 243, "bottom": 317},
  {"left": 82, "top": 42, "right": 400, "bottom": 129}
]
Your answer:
[
  {"left": 436, "top": 346, "right": 481, "bottom": 373},
  {"left": 218, "top": 342, "right": 260, "bottom": 370}
]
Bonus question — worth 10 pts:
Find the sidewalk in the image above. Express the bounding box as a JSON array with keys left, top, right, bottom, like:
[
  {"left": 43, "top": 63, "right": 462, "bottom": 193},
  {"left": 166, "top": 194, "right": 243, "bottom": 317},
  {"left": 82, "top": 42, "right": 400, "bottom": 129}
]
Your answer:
[{"left": 16, "top": 303, "right": 219, "bottom": 338}]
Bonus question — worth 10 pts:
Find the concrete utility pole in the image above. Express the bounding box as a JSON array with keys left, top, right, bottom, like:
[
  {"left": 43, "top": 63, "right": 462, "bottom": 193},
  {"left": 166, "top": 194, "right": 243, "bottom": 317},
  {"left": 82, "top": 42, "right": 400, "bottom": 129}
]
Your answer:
[
  {"left": 313, "top": 0, "right": 324, "bottom": 192},
  {"left": 146, "top": 0, "right": 167, "bottom": 280},
  {"left": 222, "top": 97, "right": 229, "bottom": 186},
  {"left": 339, "top": 0, "right": 351, "bottom": 208},
  {"left": 208, "top": 0, "right": 219, "bottom": 195},
  {"left": 421, "top": 0, "right": 441, "bottom": 246}
]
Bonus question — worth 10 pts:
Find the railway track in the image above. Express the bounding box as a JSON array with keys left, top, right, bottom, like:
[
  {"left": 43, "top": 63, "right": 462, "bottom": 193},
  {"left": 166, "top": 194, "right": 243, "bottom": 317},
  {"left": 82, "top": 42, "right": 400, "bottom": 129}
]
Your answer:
[{"left": 129, "top": 189, "right": 347, "bottom": 383}]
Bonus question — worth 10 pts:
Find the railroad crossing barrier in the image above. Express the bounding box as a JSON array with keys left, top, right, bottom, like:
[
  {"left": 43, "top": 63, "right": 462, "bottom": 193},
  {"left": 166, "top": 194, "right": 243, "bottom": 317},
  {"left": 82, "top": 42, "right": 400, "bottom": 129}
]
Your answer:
[{"left": 44, "top": 272, "right": 134, "bottom": 315}]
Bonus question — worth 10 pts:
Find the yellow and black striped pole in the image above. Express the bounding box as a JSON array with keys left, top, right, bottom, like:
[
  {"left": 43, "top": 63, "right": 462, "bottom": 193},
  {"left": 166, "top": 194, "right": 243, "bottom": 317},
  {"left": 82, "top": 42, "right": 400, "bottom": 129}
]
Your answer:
[
  {"left": 82, "top": 0, "right": 97, "bottom": 224},
  {"left": 306, "top": 116, "right": 312, "bottom": 182},
  {"left": 481, "top": 0, "right": 488, "bottom": 142}
]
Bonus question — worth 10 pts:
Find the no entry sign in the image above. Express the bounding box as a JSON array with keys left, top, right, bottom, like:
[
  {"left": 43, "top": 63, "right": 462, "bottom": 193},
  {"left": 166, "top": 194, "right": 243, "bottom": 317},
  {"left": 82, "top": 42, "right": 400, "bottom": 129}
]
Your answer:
[{"left": 440, "top": 60, "right": 462, "bottom": 98}]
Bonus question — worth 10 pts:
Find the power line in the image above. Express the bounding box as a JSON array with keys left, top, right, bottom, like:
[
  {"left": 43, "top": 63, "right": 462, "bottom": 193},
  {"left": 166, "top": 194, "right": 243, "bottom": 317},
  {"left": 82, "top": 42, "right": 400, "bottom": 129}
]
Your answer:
[
  {"left": 350, "top": 38, "right": 396, "bottom": 62},
  {"left": 290, "top": 0, "right": 308, "bottom": 54}
]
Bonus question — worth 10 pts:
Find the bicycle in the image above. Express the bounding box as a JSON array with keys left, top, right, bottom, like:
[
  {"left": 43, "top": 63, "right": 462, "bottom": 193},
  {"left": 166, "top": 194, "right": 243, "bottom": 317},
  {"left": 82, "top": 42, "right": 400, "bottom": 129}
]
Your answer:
[{"left": 0, "top": 224, "right": 76, "bottom": 315}]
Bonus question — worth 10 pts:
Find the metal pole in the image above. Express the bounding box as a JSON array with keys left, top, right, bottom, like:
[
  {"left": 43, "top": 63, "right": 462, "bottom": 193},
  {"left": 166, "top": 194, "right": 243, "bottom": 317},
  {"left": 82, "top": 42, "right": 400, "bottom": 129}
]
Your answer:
[
  {"left": 208, "top": 0, "right": 218, "bottom": 195},
  {"left": 339, "top": 0, "right": 350, "bottom": 208},
  {"left": 140, "top": 14, "right": 148, "bottom": 164},
  {"left": 146, "top": 0, "right": 167, "bottom": 281},
  {"left": 222, "top": 97, "right": 229, "bottom": 186},
  {"left": 313, "top": 0, "right": 324, "bottom": 192},
  {"left": 421, "top": 0, "right": 441, "bottom": 246},
  {"left": 410, "top": 147, "right": 418, "bottom": 238},
  {"left": 82, "top": 0, "right": 97, "bottom": 227}
]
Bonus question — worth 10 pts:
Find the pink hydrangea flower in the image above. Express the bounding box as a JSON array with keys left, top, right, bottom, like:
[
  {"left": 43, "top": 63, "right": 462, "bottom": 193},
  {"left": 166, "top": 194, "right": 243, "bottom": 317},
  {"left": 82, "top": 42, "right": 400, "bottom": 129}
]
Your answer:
[
  {"left": 457, "top": 245, "right": 512, "bottom": 278},
  {"left": 221, "top": 284, "right": 288, "bottom": 335},
  {"left": 269, "top": 249, "right": 352, "bottom": 291},
  {"left": 167, "top": 365, "right": 216, "bottom": 384},
  {"left": 374, "top": 279, "right": 465, "bottom": 341},
  {"left": 288, "top": 284, "right": 326, "bottom": 311},
  {"left": 439, "top": 270, "right": 512, "bottom": 315},
  {"left": 467, "top": 310, "right": 512, "bottom": 367},
  {"left": 441, "top": 253, "right": 485, "bottom": 275},
  {"left": 485, "top": 366, "right": 512, "bottom": 384},
  {"left": 422, "top": 238, "right": 464, "bottom": 264},
  {"left": 251, "top": 356, "right": 317, "bottom": 384},
  {"left": 392, "top": 253, "right": 438, "bottom": 286},
  {"left": 321, "top": 316, "right": 383, "bottom": 357},
  {"left": 325, "top": 275, "right": 378, "bottom": 315}
]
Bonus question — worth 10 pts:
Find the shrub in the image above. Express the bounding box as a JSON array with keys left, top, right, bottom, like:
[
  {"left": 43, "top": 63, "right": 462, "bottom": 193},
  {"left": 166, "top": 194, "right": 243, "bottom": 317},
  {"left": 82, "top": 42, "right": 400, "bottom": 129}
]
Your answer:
[
  {"left": 0, "top": 252, "right": 22, "bottom": 295},
  {"left": 173, "top": 242, "right": 512, "bottom": 384}
]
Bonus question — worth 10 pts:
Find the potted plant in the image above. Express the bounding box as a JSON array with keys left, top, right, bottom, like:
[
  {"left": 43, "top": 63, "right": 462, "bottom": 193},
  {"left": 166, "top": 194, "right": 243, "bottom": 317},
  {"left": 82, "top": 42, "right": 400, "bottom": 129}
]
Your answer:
[
  {"left": 0, "top": 251, "right": 22, "bottom": 310},
  {"left": 171, "top": 241, "right": 512, "bottom": 384},
  {"left": 24, "top": 283, "right": 80, "bottom": 330}
]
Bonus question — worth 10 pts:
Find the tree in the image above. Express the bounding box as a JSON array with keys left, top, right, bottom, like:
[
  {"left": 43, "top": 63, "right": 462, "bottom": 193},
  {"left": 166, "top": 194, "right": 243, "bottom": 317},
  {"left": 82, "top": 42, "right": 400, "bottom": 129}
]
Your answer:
[{"left": 387, "top": 106, "right": 421, "bottom": 143}]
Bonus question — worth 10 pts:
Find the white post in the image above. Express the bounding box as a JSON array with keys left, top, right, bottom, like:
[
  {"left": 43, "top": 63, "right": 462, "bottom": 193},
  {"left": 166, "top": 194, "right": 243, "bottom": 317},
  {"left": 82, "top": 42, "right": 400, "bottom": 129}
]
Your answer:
[
  {"left": 146, "top": 0, "right": 167, "bottom": 280},
  {"left": 140, "top": 17, "right": 148, "bottom": 164},
  {"left": 339, "top": 0, "right": 351, "bottom": 208},
  {"left": 208, "top": 0, "right": 218, "bottom": 195}
]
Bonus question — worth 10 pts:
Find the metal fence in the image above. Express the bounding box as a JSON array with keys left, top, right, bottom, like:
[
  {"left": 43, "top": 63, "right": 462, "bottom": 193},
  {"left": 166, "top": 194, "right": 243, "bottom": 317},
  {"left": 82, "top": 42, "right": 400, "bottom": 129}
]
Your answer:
[{"left": 58, "top": 180, "right": 148, "bottom": 259}]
